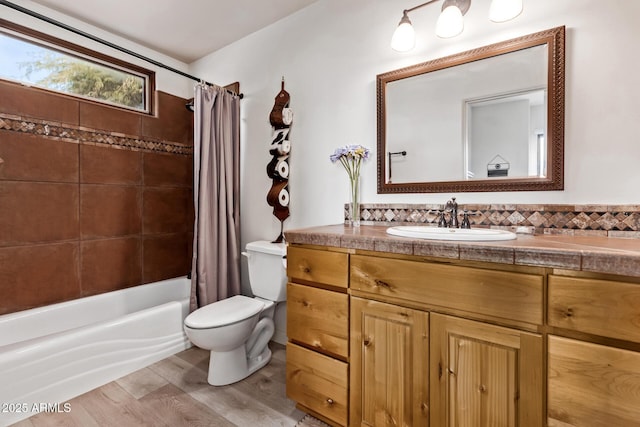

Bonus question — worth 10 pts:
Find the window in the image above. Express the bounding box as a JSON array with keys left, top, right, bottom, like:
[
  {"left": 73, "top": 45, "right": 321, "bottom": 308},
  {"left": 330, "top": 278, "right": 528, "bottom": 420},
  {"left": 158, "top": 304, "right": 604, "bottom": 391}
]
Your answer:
[{"left": 0, "top": 20, "right": 154, "bottom": 113}]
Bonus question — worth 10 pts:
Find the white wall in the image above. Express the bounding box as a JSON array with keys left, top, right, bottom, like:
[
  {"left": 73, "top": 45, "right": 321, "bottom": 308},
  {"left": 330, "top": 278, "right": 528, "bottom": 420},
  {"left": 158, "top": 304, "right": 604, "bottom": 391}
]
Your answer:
[
  {"left": 190, "top": 0, "right": 640, "bottom": 245},
  {"left": 3, "top": 0, "right": 192, "bottom": 98}
]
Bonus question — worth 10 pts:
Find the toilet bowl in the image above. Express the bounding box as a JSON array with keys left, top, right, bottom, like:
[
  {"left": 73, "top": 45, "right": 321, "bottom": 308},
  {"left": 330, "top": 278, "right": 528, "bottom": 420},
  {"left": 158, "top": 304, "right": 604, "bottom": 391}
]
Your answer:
[{"left": 184, "top": 241, "right": 287, "bottom": 386}]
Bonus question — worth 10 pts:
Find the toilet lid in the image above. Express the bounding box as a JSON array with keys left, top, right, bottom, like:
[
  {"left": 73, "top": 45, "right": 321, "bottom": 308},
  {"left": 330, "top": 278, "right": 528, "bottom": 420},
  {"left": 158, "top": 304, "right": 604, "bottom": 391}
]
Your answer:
[
  {"left": 184, "top": 295, "right": 265, "bottom": 329},
  {"left": 246, "top": 240, "right": 286, "bottom": 256}
]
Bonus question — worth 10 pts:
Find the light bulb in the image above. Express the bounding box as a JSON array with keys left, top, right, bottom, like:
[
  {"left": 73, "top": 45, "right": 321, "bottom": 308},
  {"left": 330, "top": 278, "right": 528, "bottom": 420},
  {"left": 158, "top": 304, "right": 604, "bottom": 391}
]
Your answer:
[
  {"left": 436, "top": 5, "right": 464, "bottom": 38},
  {"left": 391, "top": 12, "right": 416, "bottom": 52},
  {"left": 489, "top": 0, "right": 523, "bottom": 23}
]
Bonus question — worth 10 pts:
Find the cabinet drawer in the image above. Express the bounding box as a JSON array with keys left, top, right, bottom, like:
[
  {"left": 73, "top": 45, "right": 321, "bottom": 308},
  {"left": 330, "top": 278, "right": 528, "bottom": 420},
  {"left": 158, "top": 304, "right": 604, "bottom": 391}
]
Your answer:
[
  {"left": 286, "top": 343, "right": 348, "bottom": 426},
  {"left": 287, "top": 247, "right": 348, "bottom": 289},
  {"left": 351, "top": 254, "right": 543, "bottom": 326},
  {"left": 287, "top": 283, "right": 349, "bottom": 358},
  {"left": 548, "top": 335, "right": 640, "bottom": 426},
  {"left": 549, "top": 275, "right": 640, "bottom": 343}
]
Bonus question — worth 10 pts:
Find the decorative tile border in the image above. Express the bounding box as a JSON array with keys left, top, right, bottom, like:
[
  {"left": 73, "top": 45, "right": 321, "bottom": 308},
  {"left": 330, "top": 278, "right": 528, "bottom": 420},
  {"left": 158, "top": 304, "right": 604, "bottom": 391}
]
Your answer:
[
  {"left": 348, "top": 203, "right": 640, "bottom": 238},
  {"left": 0, "top": 113, "right": 193, "bottom": 155}
]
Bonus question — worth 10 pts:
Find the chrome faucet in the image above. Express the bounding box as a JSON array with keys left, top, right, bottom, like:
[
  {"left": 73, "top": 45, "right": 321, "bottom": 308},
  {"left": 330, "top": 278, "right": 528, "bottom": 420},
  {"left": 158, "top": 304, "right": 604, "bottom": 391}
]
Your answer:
[
  {"left": 440, "top": 197, "right": 472, "bottom": 229},
  {"left": 445, "top": 197, "right": 459, "bottom": 228}
]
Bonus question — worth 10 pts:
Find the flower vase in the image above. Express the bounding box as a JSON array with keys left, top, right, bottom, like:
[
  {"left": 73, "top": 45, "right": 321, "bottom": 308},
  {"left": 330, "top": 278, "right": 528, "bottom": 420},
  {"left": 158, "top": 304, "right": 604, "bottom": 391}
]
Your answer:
[{"left": 349, "top": 175, "right": 361, "bottom": 227}]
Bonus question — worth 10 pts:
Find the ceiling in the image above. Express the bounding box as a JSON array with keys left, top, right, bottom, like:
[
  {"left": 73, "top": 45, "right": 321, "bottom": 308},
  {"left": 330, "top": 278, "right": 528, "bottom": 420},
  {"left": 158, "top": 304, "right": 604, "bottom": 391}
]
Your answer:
[{"left": 27, "top": 0, "right": 319, "bottom": 63}]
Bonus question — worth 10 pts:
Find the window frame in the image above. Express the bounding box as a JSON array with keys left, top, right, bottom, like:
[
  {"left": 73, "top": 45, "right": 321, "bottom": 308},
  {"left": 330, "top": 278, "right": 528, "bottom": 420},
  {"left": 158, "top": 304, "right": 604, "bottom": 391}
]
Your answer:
[{"left": 0, "top": 18, "right": 155, "bottom": 114}]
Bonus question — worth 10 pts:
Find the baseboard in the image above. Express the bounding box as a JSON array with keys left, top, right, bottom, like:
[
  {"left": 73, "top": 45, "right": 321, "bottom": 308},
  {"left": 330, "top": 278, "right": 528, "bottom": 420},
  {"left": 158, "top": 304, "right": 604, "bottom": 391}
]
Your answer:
[{"left": 272, "top": 329, "right": 287, "bottom": 345}]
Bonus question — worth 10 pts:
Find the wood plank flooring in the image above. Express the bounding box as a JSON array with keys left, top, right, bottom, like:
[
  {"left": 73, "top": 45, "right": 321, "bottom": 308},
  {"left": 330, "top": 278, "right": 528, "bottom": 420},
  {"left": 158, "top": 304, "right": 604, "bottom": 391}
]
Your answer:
[{"left": 13, "top": 343, "right": 306, "bottom": 427}]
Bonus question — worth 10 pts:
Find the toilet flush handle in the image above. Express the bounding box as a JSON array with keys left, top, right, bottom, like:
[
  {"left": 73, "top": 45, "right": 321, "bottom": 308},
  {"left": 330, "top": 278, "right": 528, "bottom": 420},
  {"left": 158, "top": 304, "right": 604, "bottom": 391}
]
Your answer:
[{"left": 241, "top": 251, "right": 250, "bottom": 259}]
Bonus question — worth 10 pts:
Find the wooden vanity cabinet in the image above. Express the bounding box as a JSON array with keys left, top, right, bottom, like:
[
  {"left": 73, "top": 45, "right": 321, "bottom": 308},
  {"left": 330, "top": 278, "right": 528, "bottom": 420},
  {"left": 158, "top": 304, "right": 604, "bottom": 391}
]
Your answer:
[
  {"left": 286, "top": 243, "right": 640, "bottom": 426},
  {"left": 286, "top": 246, "right": 350, "bottom": 427},
  {"left": 350, "top": 253, "right": 544, "bottom": 427}
]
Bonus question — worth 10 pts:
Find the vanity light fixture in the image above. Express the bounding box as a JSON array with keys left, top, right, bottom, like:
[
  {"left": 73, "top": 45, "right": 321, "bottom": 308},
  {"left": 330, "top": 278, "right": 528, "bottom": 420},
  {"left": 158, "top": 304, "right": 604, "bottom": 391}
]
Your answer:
[{"left": 391, "top": 0, "right": 523, "bottom": 52}]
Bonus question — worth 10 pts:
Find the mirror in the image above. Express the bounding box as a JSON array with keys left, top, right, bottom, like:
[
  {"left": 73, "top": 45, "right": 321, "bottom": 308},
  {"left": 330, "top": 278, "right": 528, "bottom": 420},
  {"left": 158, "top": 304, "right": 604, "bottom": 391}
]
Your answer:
[{"left": 377, "top": 26, "right": 565, "bottom": 193}]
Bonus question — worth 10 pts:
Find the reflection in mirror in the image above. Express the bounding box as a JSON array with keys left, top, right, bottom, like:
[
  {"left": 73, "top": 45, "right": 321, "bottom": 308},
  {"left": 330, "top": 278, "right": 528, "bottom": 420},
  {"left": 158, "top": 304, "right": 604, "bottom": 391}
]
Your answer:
[
  {"left": 377, "top": 26, "right": 565, "bottom": 193},
  {"left": 465, "top": 87, "right": 546, "bottom": 180}
]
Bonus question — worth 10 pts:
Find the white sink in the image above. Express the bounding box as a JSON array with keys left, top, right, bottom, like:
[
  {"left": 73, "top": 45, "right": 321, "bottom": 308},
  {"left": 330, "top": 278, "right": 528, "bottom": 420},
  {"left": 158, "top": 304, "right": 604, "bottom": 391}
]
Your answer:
[{"left": 386, "top": 226, "right": 517, "bottom": 241}]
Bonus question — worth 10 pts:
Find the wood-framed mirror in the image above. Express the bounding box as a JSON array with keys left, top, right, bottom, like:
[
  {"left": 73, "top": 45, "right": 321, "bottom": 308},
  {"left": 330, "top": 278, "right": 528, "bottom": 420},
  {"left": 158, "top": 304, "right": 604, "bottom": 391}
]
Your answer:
[{"left": 377, "top": 26, "right": 565, "bottom": 193}]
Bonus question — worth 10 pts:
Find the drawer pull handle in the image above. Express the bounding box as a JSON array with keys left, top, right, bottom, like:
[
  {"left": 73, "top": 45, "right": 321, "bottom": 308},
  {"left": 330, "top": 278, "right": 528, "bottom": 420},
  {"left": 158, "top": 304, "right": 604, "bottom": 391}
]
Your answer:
[
  {"left": 479, "top": 384, "right": 487, "bottom": 393},
  {"left": 363, "top": 337, "right": 371, "bottom": 347},
  {"left": 326, "top": 398, "right": 334, "bottom": 405},
  {"left": 565, "top": 308, "right": 574, "bottom": 318},
  {"left": 303, "top": 267, "right": 311, "bottom": 273}
]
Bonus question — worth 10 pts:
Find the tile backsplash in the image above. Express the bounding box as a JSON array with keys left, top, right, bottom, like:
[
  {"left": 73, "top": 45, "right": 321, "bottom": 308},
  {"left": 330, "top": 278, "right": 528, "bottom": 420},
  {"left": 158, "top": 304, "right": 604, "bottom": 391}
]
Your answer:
[{"left": 350, "top": 203, "right": 640, "bottom": 238}]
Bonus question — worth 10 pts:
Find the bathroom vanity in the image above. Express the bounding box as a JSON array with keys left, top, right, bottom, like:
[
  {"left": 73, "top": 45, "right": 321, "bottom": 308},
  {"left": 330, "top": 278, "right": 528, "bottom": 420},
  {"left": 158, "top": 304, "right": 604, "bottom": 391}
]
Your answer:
[{"left": 284, "top": 224, "right": 640, "bottom": 427}]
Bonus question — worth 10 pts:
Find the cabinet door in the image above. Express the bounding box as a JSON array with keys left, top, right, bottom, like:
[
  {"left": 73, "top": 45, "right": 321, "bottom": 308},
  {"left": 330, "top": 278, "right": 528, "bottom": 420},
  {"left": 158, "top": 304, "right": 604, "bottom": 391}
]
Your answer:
[
  {"left": 548, "top": 335, "right": 640, "bottom": 426},
  {"left": 430, "top": 314, "right": 543, "bottom": 427},
  {"left": 350, "top": 297, "right": 429, "bottom": 427}
]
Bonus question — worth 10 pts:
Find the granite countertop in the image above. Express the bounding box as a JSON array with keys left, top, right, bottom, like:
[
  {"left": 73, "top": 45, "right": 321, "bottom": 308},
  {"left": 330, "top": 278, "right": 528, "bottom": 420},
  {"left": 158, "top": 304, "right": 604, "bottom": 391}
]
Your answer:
[{"left": 284, "top": 224, "right": 640, "bottom": 278}]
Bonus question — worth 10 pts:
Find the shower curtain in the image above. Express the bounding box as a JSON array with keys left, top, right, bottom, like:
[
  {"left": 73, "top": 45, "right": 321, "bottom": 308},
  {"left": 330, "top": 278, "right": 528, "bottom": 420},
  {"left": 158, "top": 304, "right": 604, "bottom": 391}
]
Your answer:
[{"left": 190, "top": 84, "right": 241, "bottom": 310}]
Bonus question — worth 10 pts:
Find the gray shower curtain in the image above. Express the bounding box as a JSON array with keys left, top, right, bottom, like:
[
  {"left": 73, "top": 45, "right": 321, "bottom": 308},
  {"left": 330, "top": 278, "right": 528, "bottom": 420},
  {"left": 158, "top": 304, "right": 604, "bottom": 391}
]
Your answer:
[{"left": 190, "top": 84, "right": 241, "bottom": 310}]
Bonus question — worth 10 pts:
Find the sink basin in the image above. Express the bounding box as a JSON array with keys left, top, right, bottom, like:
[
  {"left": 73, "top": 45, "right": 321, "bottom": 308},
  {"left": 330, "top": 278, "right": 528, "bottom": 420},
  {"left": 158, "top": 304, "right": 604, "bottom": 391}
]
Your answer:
[{"left": 386, "top": 226, "right": 517, "bottom": 241}]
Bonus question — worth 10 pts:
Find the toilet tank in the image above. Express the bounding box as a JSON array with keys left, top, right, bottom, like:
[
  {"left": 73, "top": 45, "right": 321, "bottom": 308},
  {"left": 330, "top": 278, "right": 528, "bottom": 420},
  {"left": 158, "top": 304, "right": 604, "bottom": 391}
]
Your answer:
[{"left": 245, "top": 241, "right": 287, "bottom": 302}]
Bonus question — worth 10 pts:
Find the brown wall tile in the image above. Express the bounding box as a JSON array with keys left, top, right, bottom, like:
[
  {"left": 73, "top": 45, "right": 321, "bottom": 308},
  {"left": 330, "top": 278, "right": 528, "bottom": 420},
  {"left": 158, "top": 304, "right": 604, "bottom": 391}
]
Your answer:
[
  {"left": 0, "top": 82, "right": 195, "bottom": 315},
  {"left": 79, "top": 102, "right": 141, "bottom": 135},
  {"left": 81, "top": 185, "right": 141, "bottom": 238},
  {"left": 0, "top": 242, "right": 80, "bottom": 314},
  {"left": 143, "top": 152, "right": 192, "bottom": 187},
  {"left": 0, "top": 80, "right": 79, "bottom": 124},
  {"left": 141, "top": 91, "right": 192, "bottom": 144},
  {"left": 81, "top": 237, "right": 142, "bottom": 296},
  {"left": 81, "top": 144, "right": 142, "bottom": 185},
  {"left": 0, "top": 182, "right": 79, "bottom": 246},
  {"left": 0, "top": 132, "right": 78, "bottom": 183},
  {"left": 143, "top": 233, "right": 189, "bottom": 283},
  {"left": 143, "top": 187, "right": 189, "bottom": 234}
]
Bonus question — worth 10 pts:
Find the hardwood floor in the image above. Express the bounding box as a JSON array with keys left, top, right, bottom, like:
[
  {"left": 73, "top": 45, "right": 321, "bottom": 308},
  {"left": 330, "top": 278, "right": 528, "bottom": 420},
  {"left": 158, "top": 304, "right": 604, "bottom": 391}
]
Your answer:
[{"left": 13, "top": 343, "right": 306, "bottom": 427}]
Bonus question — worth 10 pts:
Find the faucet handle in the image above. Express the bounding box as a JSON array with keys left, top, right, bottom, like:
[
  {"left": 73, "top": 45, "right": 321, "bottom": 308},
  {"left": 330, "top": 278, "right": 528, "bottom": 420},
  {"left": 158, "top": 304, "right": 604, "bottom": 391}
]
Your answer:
[
  {"left": 460, "top": 209, "right": 471, "bottom": 229},
  {"left": 437, "top": 210, "right": 448, "bottom": 228}
]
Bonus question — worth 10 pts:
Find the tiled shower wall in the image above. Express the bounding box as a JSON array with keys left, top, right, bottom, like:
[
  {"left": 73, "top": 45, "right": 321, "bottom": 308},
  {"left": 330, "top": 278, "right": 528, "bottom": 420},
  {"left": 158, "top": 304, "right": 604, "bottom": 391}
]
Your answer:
[{"left": 0, "top": 80, "right": 194, "bottom": 315}]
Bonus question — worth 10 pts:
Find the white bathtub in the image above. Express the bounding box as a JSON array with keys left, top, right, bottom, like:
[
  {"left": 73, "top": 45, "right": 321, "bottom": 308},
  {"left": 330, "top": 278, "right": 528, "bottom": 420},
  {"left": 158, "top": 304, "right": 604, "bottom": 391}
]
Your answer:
[{"left": 0, "top": 277, "right": 191, "bottom": 426}]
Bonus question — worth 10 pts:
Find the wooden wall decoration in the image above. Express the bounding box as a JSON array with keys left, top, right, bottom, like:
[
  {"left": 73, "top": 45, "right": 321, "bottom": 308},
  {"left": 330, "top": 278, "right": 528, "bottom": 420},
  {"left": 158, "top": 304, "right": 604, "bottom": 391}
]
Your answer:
[{"left": 266, "top": 78, "right": 293, "bottom": 243}]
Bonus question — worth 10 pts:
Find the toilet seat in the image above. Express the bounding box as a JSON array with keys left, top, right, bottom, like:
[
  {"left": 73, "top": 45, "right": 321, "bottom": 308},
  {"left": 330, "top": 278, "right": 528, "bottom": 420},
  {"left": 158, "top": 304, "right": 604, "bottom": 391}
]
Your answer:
[{"left": 184, "top": 295, "right": 265, "bottom": 329}]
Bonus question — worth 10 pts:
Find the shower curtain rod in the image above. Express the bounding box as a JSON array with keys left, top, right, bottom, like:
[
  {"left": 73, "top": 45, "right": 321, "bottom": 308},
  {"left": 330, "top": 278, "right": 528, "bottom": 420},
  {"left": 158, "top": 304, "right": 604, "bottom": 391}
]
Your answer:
[{"left": 0, "top": 0, "right": 243, "bottom": 99}]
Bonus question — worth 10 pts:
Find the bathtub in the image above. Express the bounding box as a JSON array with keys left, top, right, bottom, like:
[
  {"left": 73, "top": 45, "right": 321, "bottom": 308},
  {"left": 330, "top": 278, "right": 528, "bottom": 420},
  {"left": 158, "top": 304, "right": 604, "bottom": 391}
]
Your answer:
[{"left": 0, "top": 277, "right": 191, "bottom": 426}]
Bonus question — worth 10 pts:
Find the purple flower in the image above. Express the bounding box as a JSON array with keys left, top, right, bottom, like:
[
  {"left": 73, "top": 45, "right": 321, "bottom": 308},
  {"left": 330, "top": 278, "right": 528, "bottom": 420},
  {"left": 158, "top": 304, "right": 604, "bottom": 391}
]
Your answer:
[
  {"left": 329, "top": 145, "right": 370, "bottom": 162},
  {"left": 329, "top": 144, "right": 371, "bottom": 181},
  {"left": 330, "top": 146, "right": 349, "bottom": 163}
]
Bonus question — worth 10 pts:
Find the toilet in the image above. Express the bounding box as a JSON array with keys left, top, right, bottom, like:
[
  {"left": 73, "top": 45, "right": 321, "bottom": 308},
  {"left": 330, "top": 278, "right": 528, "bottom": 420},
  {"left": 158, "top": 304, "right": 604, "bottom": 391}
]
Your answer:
[{"left": 183, "top": 240, "right": 287, "bottom": 386}]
